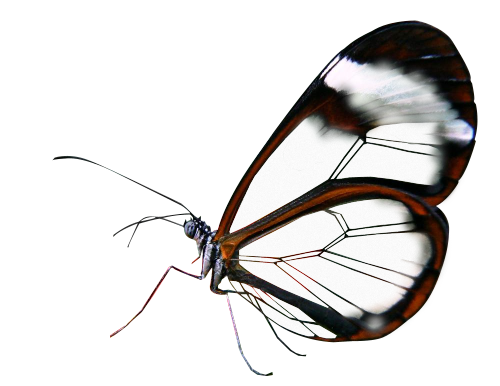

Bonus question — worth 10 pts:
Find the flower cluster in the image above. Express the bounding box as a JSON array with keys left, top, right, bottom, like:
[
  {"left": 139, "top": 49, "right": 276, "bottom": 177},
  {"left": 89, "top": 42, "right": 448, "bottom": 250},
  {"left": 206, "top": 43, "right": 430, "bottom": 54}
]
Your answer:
[{"left": 109, "top": 232, "right": 260, "bottom": 356}]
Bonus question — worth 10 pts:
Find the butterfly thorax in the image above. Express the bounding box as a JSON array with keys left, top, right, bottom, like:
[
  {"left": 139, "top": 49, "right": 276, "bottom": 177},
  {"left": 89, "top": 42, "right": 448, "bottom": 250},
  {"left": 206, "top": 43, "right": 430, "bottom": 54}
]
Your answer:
[{"left": 184, "top": 217, "right": 226, "bottom": 293}]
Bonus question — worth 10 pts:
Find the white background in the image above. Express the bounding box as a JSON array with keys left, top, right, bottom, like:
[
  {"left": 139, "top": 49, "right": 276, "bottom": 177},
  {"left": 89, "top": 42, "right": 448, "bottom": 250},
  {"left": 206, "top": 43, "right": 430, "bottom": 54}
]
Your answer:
[{"left": 1, "top": 1, "right": 497, "bottom": 385}]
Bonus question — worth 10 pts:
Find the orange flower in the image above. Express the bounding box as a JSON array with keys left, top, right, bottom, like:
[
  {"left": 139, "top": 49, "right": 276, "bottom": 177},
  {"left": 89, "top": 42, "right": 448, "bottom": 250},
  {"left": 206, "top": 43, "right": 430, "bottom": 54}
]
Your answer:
[
  {"left": 166, "top": 280, "right": 241, "bottom": 356},
  {"left": 113, "top": 314, "right": 165, "bottom": 338}
]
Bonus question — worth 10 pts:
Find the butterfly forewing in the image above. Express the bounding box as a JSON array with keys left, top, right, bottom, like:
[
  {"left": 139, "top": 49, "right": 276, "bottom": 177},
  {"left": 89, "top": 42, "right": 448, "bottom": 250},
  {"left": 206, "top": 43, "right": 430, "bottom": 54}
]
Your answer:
[
  {"left": 216, "top": 21, "right": 476, "bottom": 239},
  {"left": 214, "top": 22, "right": 470, "bottom": 344}
]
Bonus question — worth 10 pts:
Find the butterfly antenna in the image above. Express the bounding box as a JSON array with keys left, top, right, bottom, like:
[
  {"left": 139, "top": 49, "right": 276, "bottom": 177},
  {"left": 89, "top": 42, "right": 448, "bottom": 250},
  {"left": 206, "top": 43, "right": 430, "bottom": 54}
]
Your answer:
[
  {"left": 113, "top": 213, "right": 188, "bottom": 247},
  {"left": 225, "top": 295, "right": 267, "bottom": 375},
  {"left": 54, "top": 156, "right": 195, "bottom": 216},
  {"left": 113, "top": 213, "right": 189, "bottom": 249},
  {"left": 113, "top": 213, "right": 189, "bottom": 236}
]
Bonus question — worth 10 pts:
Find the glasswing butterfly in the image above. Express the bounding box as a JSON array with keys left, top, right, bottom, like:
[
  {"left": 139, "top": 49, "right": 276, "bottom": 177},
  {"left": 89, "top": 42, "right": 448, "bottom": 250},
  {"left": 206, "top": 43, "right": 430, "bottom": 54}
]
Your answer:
[{"left": 55, "top": 21, "right": 476, "bottom": 376}]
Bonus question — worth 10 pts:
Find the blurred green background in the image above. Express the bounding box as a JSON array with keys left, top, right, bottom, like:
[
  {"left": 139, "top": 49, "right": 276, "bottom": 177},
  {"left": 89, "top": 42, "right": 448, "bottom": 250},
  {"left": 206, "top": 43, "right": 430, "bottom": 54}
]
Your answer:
[{"left": 53, "top": 21, "right": 480, "bottom": 375}]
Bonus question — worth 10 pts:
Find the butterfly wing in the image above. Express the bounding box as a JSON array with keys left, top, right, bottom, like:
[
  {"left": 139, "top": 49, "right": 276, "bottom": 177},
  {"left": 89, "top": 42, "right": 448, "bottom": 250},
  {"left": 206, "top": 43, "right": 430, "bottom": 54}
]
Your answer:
[
  {"left": 216, "top": 21, "right": 474, "bottom": 342},
  {"left": 223, "top": 180, "right": 448, "bottom": 341},
  {"left": 221, "top": 181, "right": 448, "bottom": 341},
  {"left": 215, "top": 21, "right": 476, "bottom": 239}
]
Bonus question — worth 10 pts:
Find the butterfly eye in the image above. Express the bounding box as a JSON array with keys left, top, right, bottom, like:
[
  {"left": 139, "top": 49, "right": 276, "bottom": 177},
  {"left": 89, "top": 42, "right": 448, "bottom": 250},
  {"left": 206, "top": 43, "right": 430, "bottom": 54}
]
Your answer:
[{"left": 184, "top": 220, "right": 197, "bottom": 239}]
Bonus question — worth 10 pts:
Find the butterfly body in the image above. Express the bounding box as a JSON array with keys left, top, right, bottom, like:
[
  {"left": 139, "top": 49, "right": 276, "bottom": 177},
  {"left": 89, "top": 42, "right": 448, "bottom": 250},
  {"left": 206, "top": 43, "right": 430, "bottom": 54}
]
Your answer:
[
  {"left": 183, "top": 217, "right": 226, "bottom": 294},
  {"left": 55, "top": 21, "right": 476, "bottom": 376}
]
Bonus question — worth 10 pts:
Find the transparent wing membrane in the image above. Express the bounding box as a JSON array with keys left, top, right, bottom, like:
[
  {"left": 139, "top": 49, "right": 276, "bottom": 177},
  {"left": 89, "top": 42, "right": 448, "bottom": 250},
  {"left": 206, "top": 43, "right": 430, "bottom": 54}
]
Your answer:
[
  {"left": 217, "top": 22, "right": 472, "bottom": 348},
  {"left": 222, "top": 22, "right": 475, "bottom": 235},
  {"left": 227, "top": 198, "right": 444, "bottom": 341},
  {"left": 230, "top": 118, "right": 359, "bottom": 232}
]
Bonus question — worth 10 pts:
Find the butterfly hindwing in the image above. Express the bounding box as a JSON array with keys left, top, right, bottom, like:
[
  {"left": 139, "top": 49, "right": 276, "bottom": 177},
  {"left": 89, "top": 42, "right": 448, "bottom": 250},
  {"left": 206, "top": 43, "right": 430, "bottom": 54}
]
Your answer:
[{"left": 222, "top": 180, "right": 448, "bottom": 341}]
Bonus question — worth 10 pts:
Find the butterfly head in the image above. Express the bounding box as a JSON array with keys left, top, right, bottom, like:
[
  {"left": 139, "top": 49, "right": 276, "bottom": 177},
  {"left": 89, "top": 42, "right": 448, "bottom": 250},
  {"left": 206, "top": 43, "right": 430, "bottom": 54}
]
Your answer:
[
  {"left": 184, "top": 220, "right": 198, "bottom": 239},
  {"left": 184, "top": 216, "right": 211, "bottom": 240}
]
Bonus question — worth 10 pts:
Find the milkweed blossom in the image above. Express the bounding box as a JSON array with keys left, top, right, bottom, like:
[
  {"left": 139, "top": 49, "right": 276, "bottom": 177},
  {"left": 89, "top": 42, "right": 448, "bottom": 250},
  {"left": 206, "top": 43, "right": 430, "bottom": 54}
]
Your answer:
[{"left": 110, "top": 241, "right": 258, "bottom": 356}]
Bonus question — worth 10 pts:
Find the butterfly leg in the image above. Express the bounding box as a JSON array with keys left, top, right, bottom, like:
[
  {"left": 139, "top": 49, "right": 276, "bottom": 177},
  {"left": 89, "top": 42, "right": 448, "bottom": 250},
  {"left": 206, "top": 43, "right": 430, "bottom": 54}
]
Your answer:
[
  {"left": 187, "top": 256, "right": 201, "bottom": 265},
  {"left": 208, "top": 272, "right": 239, "bottom": 295},
  {"left": 225, "top": 295, "right": 268, "bottom": 375},
  {"left": 110, "top": 265, "right": 203, "bottom": 337}
]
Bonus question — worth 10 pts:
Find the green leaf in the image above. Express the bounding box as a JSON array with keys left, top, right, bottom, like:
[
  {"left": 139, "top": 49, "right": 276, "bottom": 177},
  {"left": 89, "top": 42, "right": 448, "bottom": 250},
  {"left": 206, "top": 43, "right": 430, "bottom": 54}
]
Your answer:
[{"left": 384, "top": 292, "right": 465, "bottom": 342}]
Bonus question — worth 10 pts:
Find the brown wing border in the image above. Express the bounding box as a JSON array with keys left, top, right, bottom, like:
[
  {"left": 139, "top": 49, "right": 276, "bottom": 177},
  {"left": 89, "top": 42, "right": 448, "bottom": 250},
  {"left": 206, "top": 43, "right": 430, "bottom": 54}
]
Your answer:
[{"left": 223, "top": 179, "right": 448, "bottom": 341}]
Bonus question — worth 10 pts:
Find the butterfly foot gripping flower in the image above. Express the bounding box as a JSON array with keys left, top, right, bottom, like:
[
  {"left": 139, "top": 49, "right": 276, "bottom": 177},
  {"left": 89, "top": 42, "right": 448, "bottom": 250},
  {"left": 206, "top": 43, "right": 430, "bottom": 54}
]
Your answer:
[{"left": 166, "top": 280, "right": 241, "bottom": 356}]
